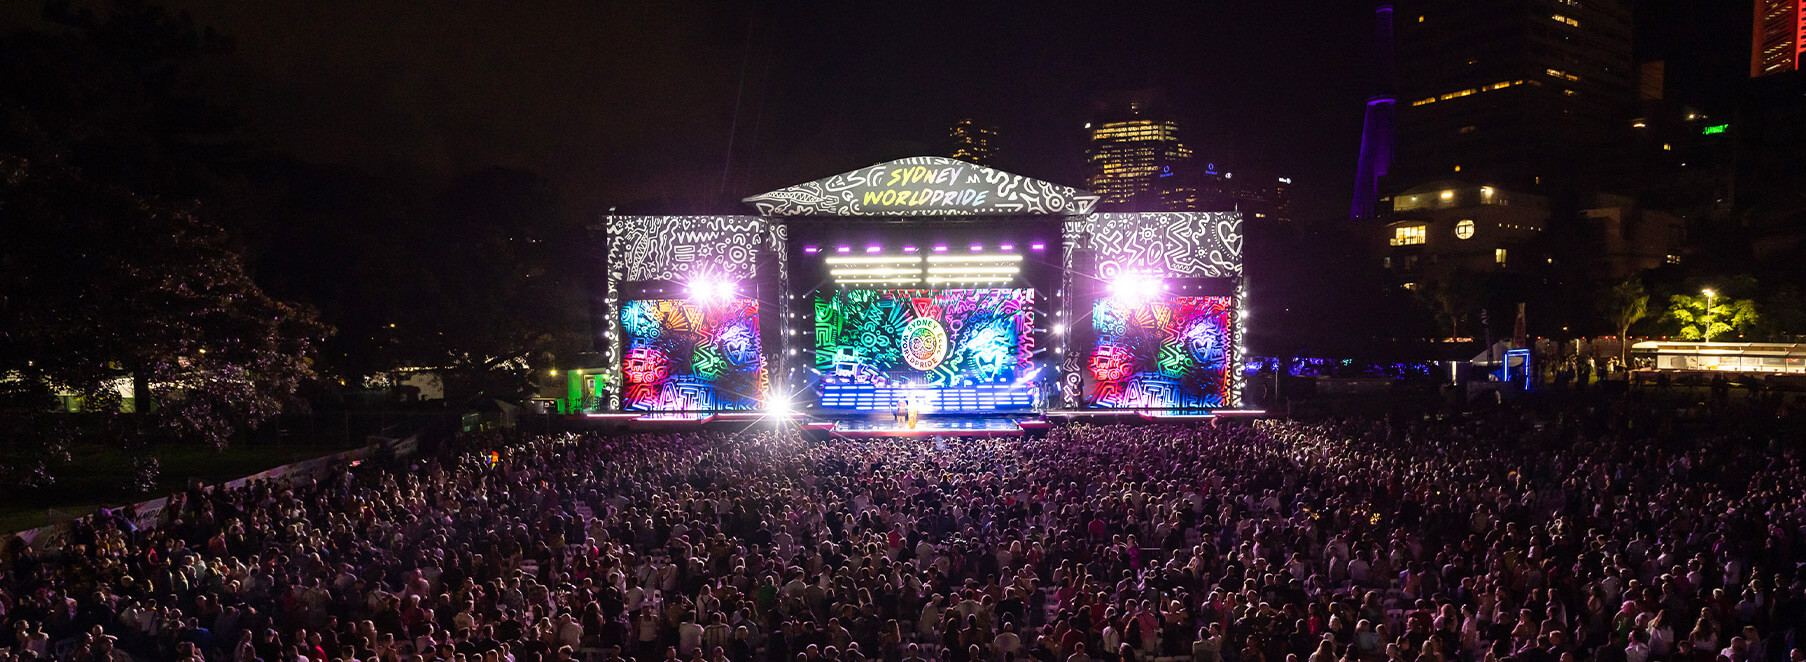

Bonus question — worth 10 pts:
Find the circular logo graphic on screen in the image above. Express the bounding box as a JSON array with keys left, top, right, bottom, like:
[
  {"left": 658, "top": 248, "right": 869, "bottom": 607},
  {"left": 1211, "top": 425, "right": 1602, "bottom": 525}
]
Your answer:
[{"left": 900, "top": 318, "right": 949, "bottom": 371}]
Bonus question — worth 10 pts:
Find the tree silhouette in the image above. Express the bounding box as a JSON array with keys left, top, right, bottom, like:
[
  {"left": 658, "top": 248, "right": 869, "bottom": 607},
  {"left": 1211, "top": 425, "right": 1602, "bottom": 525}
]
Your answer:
[
  {"left": 1418, "top": 273, "right": 1483, "bottom": 340},
  {"left": 0, "top": 152, "right": 328, "bottom": 451},
  {"left": 1602, "top": 278, "right": 1648, "bottom": 362}
]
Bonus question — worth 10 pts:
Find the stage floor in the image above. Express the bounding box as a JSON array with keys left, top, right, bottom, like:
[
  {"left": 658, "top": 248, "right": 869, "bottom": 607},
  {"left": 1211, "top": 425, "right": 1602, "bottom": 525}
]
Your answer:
[{"left": 829, "top": 417, "right": 1026, "bottom": 438}]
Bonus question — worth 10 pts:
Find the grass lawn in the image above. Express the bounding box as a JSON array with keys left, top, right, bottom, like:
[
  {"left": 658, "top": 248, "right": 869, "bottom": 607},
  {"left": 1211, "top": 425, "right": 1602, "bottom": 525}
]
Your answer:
[{"left": 1, "top": 441, "right": 357, "bottom": 535}]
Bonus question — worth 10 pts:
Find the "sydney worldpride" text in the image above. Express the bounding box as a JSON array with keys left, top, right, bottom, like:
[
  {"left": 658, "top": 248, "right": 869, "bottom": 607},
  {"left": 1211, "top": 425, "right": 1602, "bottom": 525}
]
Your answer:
[{"left": 859, "top": 165, "right": 988, "bottom": 208}]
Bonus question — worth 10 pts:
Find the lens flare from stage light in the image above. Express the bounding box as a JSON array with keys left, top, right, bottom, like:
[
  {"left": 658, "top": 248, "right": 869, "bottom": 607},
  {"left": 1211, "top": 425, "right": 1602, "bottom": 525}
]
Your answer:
[
  {"left": 1107, "top": 273, "right": 1163, "bottom": 301},
  {"left": 766, "top": 393, "right": 791, "bottom": 416},
  {"left": 687, "top": 278, "right": 737, "bottom": 303}
]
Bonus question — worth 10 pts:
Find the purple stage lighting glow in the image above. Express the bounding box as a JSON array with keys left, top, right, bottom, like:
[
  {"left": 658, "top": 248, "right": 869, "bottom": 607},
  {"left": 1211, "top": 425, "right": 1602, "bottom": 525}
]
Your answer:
[
  {"left": 836, "top": 246, "right": 851, "bottom": 254},
  {"left": 933, "top": 245, "right": 949, "bottom": 252},
  {"left": 803, "top": 246, "right": 819, "bottom": 254},
  {"left": 1031, "top": 243, "right": 1046, "bottom": 251},
  {"left": 970, "top": 244, "right": 984, "bottom": 251},
  {"left": 903, "top": 245, "right": 918, "bottom": 253},
  {"left": 866, "top": 245, "right": 881, "bottom": 253},
  {"left": 1000, "top": 244, "right": 1015, "bottom": 251}
]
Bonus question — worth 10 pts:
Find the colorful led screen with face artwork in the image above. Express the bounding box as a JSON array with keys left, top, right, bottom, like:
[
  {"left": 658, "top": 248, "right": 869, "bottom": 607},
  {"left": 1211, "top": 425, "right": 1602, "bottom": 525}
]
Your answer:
[
  {"left": 814, "top": 289, "right": 1035, "bottom": 389},
  {"left": 619, "top": 298, "right": 767, "bottom": 411},
  {"left": 1082, "top": 295, "right": 1234, "bottom": 409}
]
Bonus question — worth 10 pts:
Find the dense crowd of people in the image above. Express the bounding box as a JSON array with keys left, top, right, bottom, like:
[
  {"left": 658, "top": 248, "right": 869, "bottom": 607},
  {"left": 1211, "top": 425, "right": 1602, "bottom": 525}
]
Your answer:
[{"left": 3, "top": 408, "right": 1805, "bottom": 662}]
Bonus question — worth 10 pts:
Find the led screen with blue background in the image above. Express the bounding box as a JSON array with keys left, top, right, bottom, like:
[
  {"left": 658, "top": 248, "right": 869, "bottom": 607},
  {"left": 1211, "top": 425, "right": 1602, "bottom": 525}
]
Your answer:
[
  {"left": 813, "top": 289, "right": 1036, "bottom": 411},
  {"left": 619, "top": 298, "right": 768, "bottom": 411}
]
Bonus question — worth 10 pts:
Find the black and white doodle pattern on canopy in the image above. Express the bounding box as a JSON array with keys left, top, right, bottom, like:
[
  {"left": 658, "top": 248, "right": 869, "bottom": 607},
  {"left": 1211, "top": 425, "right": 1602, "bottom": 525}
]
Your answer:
[
  {"left": 609, "top": 216, "right": 767, "bottom": 281},
  {"left": 1085, "top": 212, "right": 1243, "bottom": 279},
  {"left": 743, "top": 156, "right": 1100, "bottom": 217},
  {"left": 603, "top": 215, "right": 770, "bottom": 410}
]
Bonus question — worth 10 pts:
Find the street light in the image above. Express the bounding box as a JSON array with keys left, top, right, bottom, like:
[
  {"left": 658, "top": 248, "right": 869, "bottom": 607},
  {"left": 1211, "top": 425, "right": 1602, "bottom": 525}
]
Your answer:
[{"left": 1702, "top": 289, "right": 1716, "bottom": 342}]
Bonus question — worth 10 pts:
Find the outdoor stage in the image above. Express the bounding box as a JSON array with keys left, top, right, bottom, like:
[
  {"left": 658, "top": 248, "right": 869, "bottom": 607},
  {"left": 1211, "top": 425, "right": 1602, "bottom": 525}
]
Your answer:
[{"left": 587, "top": 156, "right": 1249, "bottom": 423}]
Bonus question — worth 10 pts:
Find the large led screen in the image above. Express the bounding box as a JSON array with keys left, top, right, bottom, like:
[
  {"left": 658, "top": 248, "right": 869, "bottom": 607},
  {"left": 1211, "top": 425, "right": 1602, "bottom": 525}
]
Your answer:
[
  {"left": 814, "top": 289, "right": 1034, "bottom": 388},
  {"left": 1082, "top": 295, "right": 1233, "bottom": 409},
  {"left": 619, "top": 298, "right": 767, "bottom": 411}
]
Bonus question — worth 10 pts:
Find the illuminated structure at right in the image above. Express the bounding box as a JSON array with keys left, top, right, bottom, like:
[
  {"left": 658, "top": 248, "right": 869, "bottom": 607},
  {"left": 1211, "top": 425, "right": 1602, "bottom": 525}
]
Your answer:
[
  {"left": 1752, "top": 0, "right": 1806, "bottom": 77},
  {"left": 1350, "top": 3, "right": 1396, "bottom": 220}
]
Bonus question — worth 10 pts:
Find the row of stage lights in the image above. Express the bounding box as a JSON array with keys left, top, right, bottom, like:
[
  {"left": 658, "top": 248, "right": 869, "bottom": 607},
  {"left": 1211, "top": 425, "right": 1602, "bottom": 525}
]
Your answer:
[
  {"left": 691, "top": 271, "right": 1201, "bottom": 302},
  {"left": 689, "top": 271, "right": 1182, "bottom": 299},
  {"left": 826, "top": 252, "right": 1024, "bottom": 286},
  {"left": 804, "top": 242, "right": 1046, "bottom": 255}
]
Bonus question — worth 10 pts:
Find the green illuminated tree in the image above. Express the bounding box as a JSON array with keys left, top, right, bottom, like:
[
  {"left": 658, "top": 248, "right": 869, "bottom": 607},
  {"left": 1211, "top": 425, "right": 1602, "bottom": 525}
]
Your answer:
[{"left": 1663, "top": 292, "right": 1758, "bottom": 341}]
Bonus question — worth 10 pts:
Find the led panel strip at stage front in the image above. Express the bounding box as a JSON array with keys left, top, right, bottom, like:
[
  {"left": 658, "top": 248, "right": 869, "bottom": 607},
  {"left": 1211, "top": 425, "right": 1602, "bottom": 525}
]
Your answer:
[{"left": 819, "top": 384, "right": 1034, "bottom": 411}]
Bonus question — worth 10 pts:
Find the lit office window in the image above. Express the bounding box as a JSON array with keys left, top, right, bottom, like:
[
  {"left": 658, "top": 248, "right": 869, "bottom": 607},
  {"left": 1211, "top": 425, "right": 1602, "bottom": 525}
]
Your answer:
[{"left": 1392, "top": 225, "right": 1427, "bottom": 246}]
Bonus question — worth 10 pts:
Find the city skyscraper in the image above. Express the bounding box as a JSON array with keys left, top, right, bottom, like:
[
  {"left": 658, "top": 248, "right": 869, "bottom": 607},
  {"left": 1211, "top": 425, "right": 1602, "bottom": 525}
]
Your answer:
[
  {"left": 949, "top": 118, "right": 999, "bottom": 166},
  {"left": 1350, "top": 3, "right": 1397, "bottom": 220},
  {"left": 1752, "top": 0, "right": 1806, "bottom": 77},
  {"left": 1084, "top": 90, "right": 1194, "bottom": 210},
  {"left": 1391, "top": 0, "right": 1634, "bottom": 192}
]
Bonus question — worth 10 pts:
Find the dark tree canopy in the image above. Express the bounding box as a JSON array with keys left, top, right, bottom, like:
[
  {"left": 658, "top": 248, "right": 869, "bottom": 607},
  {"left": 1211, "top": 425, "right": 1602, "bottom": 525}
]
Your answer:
[
  {"left": 0, "top": 0, "right": 326, "bottom": 462},
  {"left": 0, "top": 152, "right": 328, "bottom": 448}
]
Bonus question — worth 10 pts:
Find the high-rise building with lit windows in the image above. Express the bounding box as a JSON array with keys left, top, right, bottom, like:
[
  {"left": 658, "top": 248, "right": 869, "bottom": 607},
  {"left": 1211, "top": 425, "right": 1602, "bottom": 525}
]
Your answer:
[
  {"left": 949, "top": 119, "right": 999, "bottom": 166},
  {"left": 1752, "top": 0, "right": 1806, "bottom": 77},
  {"left": 1391, "top": 0, "right": 1634, "bottom": 191},
  {"left": 1084, "top": 91, "right": 1194, "bottom": 210}
]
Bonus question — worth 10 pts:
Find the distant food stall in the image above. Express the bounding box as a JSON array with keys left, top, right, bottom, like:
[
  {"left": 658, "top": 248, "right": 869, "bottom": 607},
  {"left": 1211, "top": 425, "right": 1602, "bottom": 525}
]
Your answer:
[{"left": 1631, "top": 341, "right": 1806, "bottom": 374}]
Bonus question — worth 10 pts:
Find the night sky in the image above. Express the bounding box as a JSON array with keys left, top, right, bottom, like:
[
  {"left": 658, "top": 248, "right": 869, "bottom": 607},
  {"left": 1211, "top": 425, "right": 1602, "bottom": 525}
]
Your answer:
[
  {"left": 2, "top": 1, "right": 1381, "bottom": 221},
  {"left": 0, "top": 1, "right": 1749, "bottom": 223}
]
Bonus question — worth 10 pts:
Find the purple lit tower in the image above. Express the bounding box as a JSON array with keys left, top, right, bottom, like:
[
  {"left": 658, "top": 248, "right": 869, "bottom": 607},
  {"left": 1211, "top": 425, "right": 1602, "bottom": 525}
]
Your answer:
[{"left": 1349, "top": 4, "right": 1396, "bottom": 221}]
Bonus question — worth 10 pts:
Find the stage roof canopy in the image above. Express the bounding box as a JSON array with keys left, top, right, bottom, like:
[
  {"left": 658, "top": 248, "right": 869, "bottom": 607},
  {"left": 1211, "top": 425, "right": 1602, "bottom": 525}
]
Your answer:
[{"left": 744, "top": 156, "right": 1098, "bottom": 217}]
